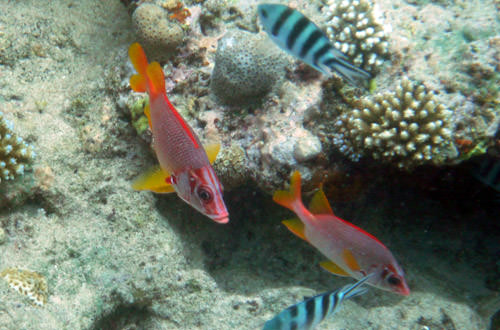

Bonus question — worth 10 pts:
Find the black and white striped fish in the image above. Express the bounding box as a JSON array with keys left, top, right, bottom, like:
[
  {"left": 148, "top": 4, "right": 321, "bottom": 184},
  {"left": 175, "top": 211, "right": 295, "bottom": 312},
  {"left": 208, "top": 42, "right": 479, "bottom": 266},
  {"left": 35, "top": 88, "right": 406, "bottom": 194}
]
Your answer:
[
  {"left": 262, "top": 274, "right": 372, "bottom": 330},
  {"left": 257, "top": 3, "right": 371, "bottom": 87}
]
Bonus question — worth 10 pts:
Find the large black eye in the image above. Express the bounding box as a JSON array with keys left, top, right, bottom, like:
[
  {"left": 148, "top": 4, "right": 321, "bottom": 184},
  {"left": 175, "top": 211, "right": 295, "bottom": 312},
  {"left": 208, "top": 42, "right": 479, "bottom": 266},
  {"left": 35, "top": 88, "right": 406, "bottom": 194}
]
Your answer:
[
  {"left": 260, "top": 9, "right": 268, "bottom": 18},
  {"left": 197, "top": 187, "right": 213, "bottom": 203},
  {"left": 387, "top": 276, "right": 401, "bottom": 286}
]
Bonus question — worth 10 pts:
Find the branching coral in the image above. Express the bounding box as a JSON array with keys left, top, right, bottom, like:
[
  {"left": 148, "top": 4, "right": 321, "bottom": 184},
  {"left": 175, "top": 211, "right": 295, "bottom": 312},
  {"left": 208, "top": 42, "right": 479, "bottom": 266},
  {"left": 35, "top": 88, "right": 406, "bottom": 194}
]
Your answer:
[
  {"left": 322, "top": 0, "right": 390, "bottom": 75},
  {"left": 333, "top": 77, "right": 458, "bottom": 170},
  {"left": 1, "top": 268, "right": 48, "bottom": 306},
  {"left": 0, "top": 111, "right": 34, "bottom": 183}
]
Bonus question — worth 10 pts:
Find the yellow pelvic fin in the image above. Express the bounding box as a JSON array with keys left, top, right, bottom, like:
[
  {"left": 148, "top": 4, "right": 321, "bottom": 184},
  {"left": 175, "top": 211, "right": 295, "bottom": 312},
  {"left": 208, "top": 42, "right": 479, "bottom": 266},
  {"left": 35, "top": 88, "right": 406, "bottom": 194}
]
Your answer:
[
  {"left": 144, "top": 103, "right": 152, "bottom": 129},
  {"left": 146, "top": 62, "right": 165, "bottom": 97},
  {"left": 343, "top": 249, "right": 361, "bottom": 272},
  {"left": 204, "top": 143, "right": 221, "bottom": 164},
  {"left": 282, "top": 218, "right": 306, "bottom": 241},
  {"left": 132, "top": 165, "right": 175, "bottom": 193},
  {"left": 129, "top": 43, "right": 148, "bottom": 76},
  {"left": 130, "top": 74, "right": 146, "bottom": 93},
  {"left": 319, "top": 260, "right": 350, "bottom": 276},
  {"left": 273, "top": 171, "right": 302, "bottom": 211},
  {"left": 308, "top": 183, "right": 334, "bottom": 215}
]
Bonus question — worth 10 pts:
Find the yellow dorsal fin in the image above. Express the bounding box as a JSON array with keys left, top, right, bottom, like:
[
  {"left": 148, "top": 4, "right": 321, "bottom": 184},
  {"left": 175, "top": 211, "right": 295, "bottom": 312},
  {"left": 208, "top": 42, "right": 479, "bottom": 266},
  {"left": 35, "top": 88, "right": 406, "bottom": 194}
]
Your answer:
[
  {"left": 144, "top": 103, "right": 152, "bottom": 129},
  {"left": 132, "top": 165, "right": 175, "bottom": 193},
  {"left": 319, "top": 260, "right": 350, "bottom": 276},
  {"left": 130, "top": 74, "right": 146, "bottom": 93},
  {"left": 343, "top": 249, "right": 361, "bottom": 272},
  {"left": 129, "top": 43, "right": 148, "bottom": 76},
  {"left": 146, "top": 62, "right": 165, "bottom": 97},
  {"left": 282, "top": 218, "right": 307, "bottom": 241},
  {"left": 204, "top": 143, "right": 221, "bottom": 164},
  {"left": 273, "top": 171, "right": 302, "bottom": 212},
  {"left": 308, "top": 183, "right": 334, "bottom": 215}
]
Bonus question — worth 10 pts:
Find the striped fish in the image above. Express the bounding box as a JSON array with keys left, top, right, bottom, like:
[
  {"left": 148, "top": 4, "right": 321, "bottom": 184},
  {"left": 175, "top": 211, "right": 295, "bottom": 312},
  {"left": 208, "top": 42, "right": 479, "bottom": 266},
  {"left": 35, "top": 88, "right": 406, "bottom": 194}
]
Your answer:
[
  {"left": 257, "top": 3, "right": 371, "bottom": 87},
  {"left": 263, "top": 274, "right": 372, "bottom": 330}
]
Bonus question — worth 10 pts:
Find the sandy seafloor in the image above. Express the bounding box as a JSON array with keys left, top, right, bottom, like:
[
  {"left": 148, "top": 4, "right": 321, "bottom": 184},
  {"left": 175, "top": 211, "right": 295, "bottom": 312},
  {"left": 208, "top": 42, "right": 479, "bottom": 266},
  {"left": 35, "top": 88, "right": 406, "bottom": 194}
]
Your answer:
[{"left": 0, "top": 0, "right": 499, "bottom": 329}]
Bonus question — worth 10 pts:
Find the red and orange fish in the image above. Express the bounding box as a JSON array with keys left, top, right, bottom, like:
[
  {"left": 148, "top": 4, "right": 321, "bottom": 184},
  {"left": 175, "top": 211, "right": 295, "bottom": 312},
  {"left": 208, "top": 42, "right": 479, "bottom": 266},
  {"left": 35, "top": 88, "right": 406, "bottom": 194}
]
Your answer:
[
  {"left": 128, "top": 43, "right": 229, "bottom": 223},
  {"left": 273, "top": 171, "right": 410, "bottom": 295}
]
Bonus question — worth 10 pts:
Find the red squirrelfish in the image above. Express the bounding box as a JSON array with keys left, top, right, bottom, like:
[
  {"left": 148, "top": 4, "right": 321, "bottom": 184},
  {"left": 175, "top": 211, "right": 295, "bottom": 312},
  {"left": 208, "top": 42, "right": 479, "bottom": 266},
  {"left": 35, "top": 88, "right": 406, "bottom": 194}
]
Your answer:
[
  {"left": 128, "top": 43, "right": 229, "bottom": 224},
  {"left": 273, "top": 171, "right": 410, "bottom": 295}
]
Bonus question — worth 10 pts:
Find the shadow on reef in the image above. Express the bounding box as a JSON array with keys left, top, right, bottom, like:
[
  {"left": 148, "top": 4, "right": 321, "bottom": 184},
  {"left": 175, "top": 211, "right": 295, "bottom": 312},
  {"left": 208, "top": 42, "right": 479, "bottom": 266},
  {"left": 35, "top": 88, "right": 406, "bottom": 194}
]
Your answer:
[
  {"left": 91, "top": 303, "right": 151, "bottom": 330},
  {"left": 153, "top": 185, "right": 346, "bottom": 294}
]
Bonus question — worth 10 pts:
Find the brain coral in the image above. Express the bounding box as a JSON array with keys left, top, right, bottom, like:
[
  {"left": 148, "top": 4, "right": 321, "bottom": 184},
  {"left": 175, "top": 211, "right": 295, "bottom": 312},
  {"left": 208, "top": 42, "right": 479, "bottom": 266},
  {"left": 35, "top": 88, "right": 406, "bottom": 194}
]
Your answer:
[
  {"left": 0, "top": 111, "right": 34, "bottom": 183},
  {"left": 132, "top": 3, "right": 185, "bottom": 60},
  {"left": 333, "top": 77, "right": 458, "bottom": 170},
  {"left": 210, "top": 30, "right": 290, "bottom": 105},
  {"left": 322, "top": 0, "right": 390, "bottom": 75}
]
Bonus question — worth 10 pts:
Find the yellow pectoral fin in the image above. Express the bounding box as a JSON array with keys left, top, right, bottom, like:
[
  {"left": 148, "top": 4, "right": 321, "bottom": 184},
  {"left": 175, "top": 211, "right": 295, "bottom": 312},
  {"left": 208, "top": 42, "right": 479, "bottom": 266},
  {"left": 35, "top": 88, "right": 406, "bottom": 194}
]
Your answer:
[
  {"left": 319, "top": 260, "right": 350, "bottom": 276},
  {"left": 342, "top": 249, "right": 361, "bottom": 272},
  {"left": 144, "top": 103, "right": 152, "bottom": 129},
  {"left": 132, "top": 165, "right": 175, "bottom": 193},
  {"left": 309, "top": 184, "right": 334, "bottom": 215},
  {"left": 204, "top": 143, "right": 221, "bottom": 164},
  {"left": 130, "top": 74, "right": 146, "bottom": 93},
  {"left": 282, "top": 218, "right": 307, "bottom": 241}
]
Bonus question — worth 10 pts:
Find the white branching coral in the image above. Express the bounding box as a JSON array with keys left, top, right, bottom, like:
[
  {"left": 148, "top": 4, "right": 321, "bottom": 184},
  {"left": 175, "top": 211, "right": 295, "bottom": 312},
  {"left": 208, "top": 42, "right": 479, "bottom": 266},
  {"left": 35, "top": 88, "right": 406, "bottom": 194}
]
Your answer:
[
  {"left": 333, "top": 77, "right": 458, "bottom": 170},
  {"left": 322, "top": 0, "right": 390, "bottom": 74},
  {"left": 0, "top": 111, "right": 34, "bottom": 183},
  {"left": 1, "top": 268, "right": 48, "bottom": 306}
]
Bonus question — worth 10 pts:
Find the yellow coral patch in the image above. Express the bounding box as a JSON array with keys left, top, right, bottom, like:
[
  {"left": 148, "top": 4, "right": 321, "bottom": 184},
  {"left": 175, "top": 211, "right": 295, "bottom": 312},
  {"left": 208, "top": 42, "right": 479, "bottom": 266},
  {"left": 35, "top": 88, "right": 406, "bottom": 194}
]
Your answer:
[{"left": 0, "top": 268, "right": 48, "bottom": 306}]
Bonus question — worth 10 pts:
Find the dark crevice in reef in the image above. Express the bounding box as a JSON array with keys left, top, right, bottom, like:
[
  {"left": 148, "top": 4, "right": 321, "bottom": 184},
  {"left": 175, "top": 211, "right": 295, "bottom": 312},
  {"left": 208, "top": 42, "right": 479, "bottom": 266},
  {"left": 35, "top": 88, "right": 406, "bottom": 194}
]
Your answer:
[{"left": 91, "top": 304, "right": 151, "bottom": 330}]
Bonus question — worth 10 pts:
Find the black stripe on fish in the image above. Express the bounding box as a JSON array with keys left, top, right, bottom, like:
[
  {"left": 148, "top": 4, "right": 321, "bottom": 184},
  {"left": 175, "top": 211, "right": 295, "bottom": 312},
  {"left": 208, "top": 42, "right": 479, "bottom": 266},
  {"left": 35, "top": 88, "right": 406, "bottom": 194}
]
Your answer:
[
  {"left": 272, "top": 7, "right": 294, "bottom": 36},
  {"left": 291, "top": 321, "right": 298, "bottom": 330},
  {"left": 321, "top": 292, "right": 330, "bottom": 321},
  {"left": 299, "top": 30, "right": 323, "bottom": 58},
  {"left": 313, "top": 44, "right": 331, "bottom": 66},
  {"left": 305, "top": 297, "right": 316, "bottom": 328},
  {"left": 290, "top": 304, "right": 299, "bottom": 318},
  {"left": 287, "top": 16, "right": 310, "bottom": 50}
]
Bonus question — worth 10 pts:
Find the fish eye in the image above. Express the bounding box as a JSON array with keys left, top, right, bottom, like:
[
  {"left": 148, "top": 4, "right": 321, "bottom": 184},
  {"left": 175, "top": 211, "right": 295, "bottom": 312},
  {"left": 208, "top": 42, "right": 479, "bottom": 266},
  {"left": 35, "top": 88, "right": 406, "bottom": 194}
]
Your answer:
[
  {"left": 387, "top": 275, "right": 401, "bottom": 286},
  {"left": 197, "top": 187, "right": 213, "bottom": 203},
  {"left": 260, "top": 9, "right": 268, "bottom": 18}
]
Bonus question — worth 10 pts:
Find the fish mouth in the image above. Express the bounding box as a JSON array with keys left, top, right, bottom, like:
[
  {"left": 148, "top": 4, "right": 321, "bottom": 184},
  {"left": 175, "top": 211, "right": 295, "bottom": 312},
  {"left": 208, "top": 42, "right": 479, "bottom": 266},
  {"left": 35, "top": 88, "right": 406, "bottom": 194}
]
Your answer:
[{"left": 210, "top": 214, "right": 229, "bottom": 224}]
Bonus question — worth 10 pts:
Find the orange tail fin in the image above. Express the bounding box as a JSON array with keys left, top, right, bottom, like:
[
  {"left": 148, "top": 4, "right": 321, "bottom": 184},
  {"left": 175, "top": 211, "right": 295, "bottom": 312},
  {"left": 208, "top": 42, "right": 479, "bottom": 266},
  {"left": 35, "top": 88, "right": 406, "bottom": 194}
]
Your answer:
[
  {"left": 128, "top": 43, "right": 165, "bottom": 97},
  {"left": 273, "top": 171, "right": 302, "bottom": 213}
]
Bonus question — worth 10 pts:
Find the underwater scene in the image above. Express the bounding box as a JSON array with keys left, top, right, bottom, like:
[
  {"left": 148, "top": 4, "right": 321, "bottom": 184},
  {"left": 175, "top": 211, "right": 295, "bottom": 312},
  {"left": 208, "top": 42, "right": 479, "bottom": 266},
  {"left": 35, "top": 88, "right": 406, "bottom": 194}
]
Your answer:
[{"left": 0, "top": 0, "right": 499, "bottom": 329}]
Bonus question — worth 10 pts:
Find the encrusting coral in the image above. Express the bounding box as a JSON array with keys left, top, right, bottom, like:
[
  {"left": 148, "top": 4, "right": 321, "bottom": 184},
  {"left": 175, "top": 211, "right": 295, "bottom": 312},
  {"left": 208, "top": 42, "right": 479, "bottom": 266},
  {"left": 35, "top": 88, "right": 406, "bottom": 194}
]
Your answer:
[
  {"left": 0, "top": 111, "right": 34, "bottom": 183},
  {"left": 0, "top": 268, "right": 48, "bottom": 306},
  {"left": 333, "top": 77, "right": 458, "bottom": 170},
  {"left": 210, "top": 30, "right": 290, "bottom": 105},
  {"left": 322, "top": 0, "right": 390, "bottom": 75}
]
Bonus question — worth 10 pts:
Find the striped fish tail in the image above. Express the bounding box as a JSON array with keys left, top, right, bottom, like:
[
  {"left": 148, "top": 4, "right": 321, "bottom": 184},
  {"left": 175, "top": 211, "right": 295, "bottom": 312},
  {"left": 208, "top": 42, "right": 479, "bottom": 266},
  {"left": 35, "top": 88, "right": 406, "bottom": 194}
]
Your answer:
[{"left": 322, "top": 55, "right": 372, "bottom": 88}]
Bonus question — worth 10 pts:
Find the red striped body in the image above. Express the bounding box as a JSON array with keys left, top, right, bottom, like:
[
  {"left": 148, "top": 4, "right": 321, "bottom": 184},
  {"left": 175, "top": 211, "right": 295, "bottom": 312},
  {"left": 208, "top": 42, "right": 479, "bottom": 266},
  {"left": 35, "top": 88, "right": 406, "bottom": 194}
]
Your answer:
[{"left": 129, "top": 43, "right": 229, "bottom": 224}]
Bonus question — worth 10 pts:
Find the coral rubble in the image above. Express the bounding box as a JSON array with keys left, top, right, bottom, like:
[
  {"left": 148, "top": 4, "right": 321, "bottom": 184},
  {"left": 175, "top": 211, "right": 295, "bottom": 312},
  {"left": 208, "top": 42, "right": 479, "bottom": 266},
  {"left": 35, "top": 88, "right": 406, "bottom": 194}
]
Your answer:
[
  {"left": 0, "top": 112, "right": 34, "bottom": 183},
  {"left": 0, "top": 268, "right": 48, "bottom": 306},
  {"left": 212, "top": 144, "right": 250, "bottom": 191},
  {"left": 333, "top": 77, "right": 458, "bottom": 170},
  {"left": 210, "top": 30, "right": 290, "bottom": 105},
  {"left": 322, "top": 0, "right": 390, "bottom": 75}
]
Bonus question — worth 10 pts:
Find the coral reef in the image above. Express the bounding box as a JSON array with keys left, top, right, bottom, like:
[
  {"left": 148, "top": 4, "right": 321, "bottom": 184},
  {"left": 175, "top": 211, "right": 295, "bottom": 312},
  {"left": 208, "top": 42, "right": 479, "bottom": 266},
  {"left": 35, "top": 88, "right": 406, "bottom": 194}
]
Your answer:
[
  {"left": 0, "top": 111, "right": 34, "bottom": 183},
  {"left": 132, "top": 3, "right": 185, "bottom": 61},
  {"left": 210, "top": 30, "right": 290, "bottom": 105},
  {"left": 212, "top": 144, "right": 250, "bottom": 191},
  {"left": 332, "top": 77, "right": 458, "bottom": 170},
  {"left": 322, "top": 0, "right": 390, "bottom": 75},
  {"left": 1, "top": 268, "right": 48, "bottom": 306}
]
